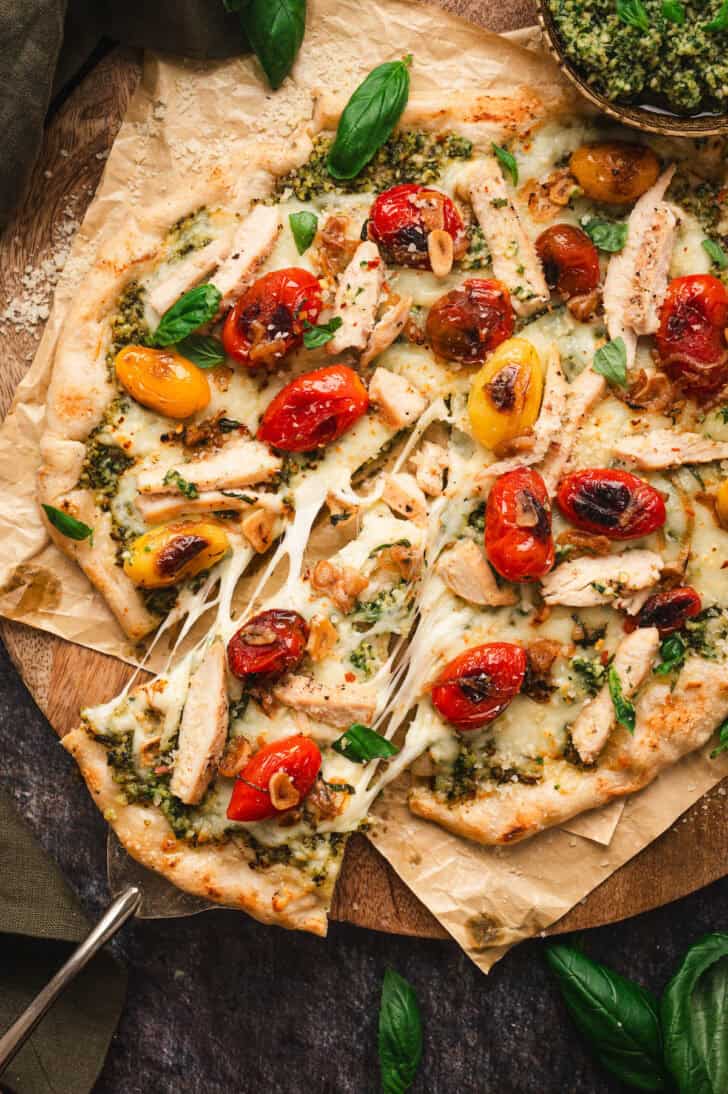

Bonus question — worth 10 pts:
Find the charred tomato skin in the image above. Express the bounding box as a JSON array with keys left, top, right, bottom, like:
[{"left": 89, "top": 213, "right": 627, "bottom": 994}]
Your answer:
[
  {"left": 257, "top": 364, "right": 369, "bottom": 452},
  {"left": 556, "top": 468, "right": 666, "bottom": 540},
  {"left": 226, "top": 734, "right": 321, "bottom": 822},
  {"left": 485, "top": 467, "right": 555, "bottom": 582},
  {"left": 368, "top": 183, "right": 466, "bottom": 269},
  {"left": 425, "top": 278, "right": 515, "bottom": 365},
  {"left": 227, "top": 609, "right": 309, "bottom": 681},
  {"left": 222, "top": 268, "right": 323, "bottom": 368},
  {"left": 535, "top": 224, "right": 600, "bottom": 298},
  {"left": 656, "top": 274, "right": 728, "bottom": 397},
  {"left": 431, "top": 642, "right": 528, "bottom": 731},
  {"left": 636, "top": 586, "right": 702, "bottom": 636}
]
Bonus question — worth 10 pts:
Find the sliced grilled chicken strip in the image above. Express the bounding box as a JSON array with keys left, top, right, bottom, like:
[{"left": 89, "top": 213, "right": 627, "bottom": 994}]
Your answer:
[
  {"left": 148, "top": 236, "right": 231, "bottom": 317},
  {"left": 540, "top": 369, "right": 606, "bottom": 492},
  {"left": 614, "top": 428, "right": 728, "bottom": 470},
  {"left": 137, "top": 435, "right": 281, "bottom": 494},
  {"left": 170, "top": 640, "right": 229, "bottom": 805},
  {"left": 272, "top": 674, "right": 376, "bottom": 729},
  {"left": 540, "top": 550, "right": 663, "bottom": 608},
  {"left": 571, "top": 627, "right": 660, "bottom": 764},
  {"left": 211, "top": 204, "right": 281, "bottom": 313},
  {"left": 437, "top": 539, "right": 517, "bottom": 606},
  {"left": 368, "top": 367, "right": 427, "bottom": 429},
  {"left": 327, "top": 241, "right": 385, "bottom": 354},
  {"left": 381, "top": 472, "right": 428, "bottom": 524},
  {"left": 466, "top": 157, "right": 549, "bottom": 317},
  {"left": 410, "top": 440, "right": 448, "bottom": 497},
  {"left": 361, "top": 294, "right": 412, "bottom": 366},
  {"left": 136, "top": 489, "right": 258, "bottom": 523}
]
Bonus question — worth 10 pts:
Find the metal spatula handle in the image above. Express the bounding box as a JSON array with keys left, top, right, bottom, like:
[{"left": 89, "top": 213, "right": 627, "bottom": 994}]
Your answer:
[{"left": 0, "top": 885, "right": 141, "bottom": 1075}]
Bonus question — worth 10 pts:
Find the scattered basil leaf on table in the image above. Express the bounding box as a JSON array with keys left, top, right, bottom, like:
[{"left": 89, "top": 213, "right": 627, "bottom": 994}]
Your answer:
[
  {"left": 546, "top": 945, "right": 667, "bottom": 1091},
  {"left": 662, "top": 0, "right": 685, "bottom": 22},
  {"left": 710, "top": 718, "right": 728, "bottom": 758},
  {"left": 702, "top": 238, "right": 728, "bottom": 270},
  {"left": 582, "top": 217, "right": 628, "bottom": 253},
  {"left": 332, "top": 723, "right": 399, "bottom": 763},
  {"left": 492, "top": 142, "right": 518, "bottom": 186},
  {"left": 706, "top": 0, "right": 728, "bottom": 30},
  {"left": 617, "top": 0, "right": 651, "bottom": 31},
  {"left": 240, "top": 0, "right": 306, "bottom": 90},
  {"left": 175, "top": 334, "right": 226, "bottom": 369},
  {"left": 653, "top": 634, "right": 686, "bottom": 676},
  {"left": 593, "top": 338, "right": 628, "bottom": 387},
  {"left": 289, "top": 210, "right": 319, "bottom": 254},
  {"left": 163, "top": 469, "right": 199, "bottom": 499},
  {"left": 378, "top": 969, "right": 423, "bottom": 1094},
  {"left": 661, "top": 933, "right": 728, "bottom": 1093},
  {"left": 42, "top": 504, "right": 94, "bottom": 544},
  {"left": 608, "top": 665, "right": 636, "bottom": 732},
  {"left": 153, "top": 284, "right": 222, "bottom": 346},
  {"left": 303, "top": 316, "right": 342, "bottom": 349},
  {"left": 327, "top": 57, "right": 412, "bottom": 180}
]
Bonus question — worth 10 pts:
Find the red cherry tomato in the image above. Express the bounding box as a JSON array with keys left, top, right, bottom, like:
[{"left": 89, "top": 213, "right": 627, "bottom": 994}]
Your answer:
[
  {"left": 425, "top": 279, "right": 515, "bottom": 365},
  {"left": 535, "top": 224, "right": 600, "bottom": 298},
  {"left": 431, "top": 642, "right": 527, "bottom": 731},
  {"left": 257, "top": 365, "right": 369, "bottom": 452},
  {"left": 222, "top": 268, "right": 323, "bottom": 369},
  {"left": 226, "top": 734, "right": 321, "bottom": 822},
  {"left": 367, "top": 183, "right": 467, "bottom": 269},
  {"left": 227, "top": 609, "right": 309, "bottom": 681},
  {"left": 656, "top": 274, "right": 728, "bottom": 397},
  {"left": 556, "top": 468, "right": 666, "bottom": 540},
  {"left": 485, "top": 467, "right": 555, "bottom": 582},
  {"left": 636, "top": 586, "right": 702, "bottom": 636}
]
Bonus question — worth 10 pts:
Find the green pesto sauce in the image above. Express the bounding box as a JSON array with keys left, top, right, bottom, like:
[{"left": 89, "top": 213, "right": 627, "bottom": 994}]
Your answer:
[
  {"left": 164, "top": 207, "right": 213, "bottom": 262},
  {"left": 277, "top": 130, "right": 473, "bottom": 201},
  {"left": 434, "top": 743, "right": 543, "bottom": 804},
  {"left": 548, "top": 0, "right": 728, "bottom": 114},
  {"left": 109, "top": 281, "right": 150, "bottom": 356}
]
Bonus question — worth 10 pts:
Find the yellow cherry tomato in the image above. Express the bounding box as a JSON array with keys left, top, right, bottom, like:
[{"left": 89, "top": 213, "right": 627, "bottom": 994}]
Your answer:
[
  {"left": 467, "top": 337, "right": 543, "bottom": 451},
  {"left": 569, "top": 142, "right": 660, "bottom": 206},
  {"left": 716, "top": 480, "right": 728, "bottom": 529},
  {"left": 124, "top": 520, "right": 230, "bottom": 588},
  {"left": 115, "top": 345, "right": 210, "bottom": 419}
]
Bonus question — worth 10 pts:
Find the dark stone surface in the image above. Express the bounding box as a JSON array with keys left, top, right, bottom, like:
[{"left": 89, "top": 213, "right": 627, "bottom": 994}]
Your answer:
[{"left": 1, "top": 637, "right": 726, "bottom": 1094}]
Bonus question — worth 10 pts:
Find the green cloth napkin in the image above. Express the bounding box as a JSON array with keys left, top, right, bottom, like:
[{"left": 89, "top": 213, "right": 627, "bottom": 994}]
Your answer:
[{"left": 0, "top": 790, "right": 127, "bottom": 1094}]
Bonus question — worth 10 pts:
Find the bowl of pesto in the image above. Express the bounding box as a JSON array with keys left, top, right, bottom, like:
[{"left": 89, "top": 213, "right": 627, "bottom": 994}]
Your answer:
[{"left": 539, "top": 0, "right": 728, "bottom": 136}]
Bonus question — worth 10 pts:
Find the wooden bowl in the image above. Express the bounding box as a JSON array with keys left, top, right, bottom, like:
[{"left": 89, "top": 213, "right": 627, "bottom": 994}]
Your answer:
[{"left": 537, "top": 0, "right": 728, "bottom": 138}]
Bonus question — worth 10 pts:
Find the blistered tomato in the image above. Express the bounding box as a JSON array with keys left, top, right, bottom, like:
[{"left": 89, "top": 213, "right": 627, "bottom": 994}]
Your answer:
[
  {"left": 115, "top": 346, "right": 210, "bottom": 419},
  {"left": 257, "top": 364, "right": 369, "bottom": 452},
  {"left": 123, "top": 520, "right": 230, "bottom": 588},
  {"left": 227, "top": 609, "right": 309, "bottom": 681},
  {"left": 535, "top": 224, "right": 600, "bottom": 298},
  {"left": 467, "top": 337, "right": 543, "bottom": 451},
  {"left": 367, "top": 183, "right": 467, "bottom": 269},
  {"left": 485, "top": 467, "right": 555, "bottom": 582},
  {"left": 431, "top": 643, "right": 527, "bottom": 731},
  {"left": 656, "top": 274, "right": 728, "bottom": 397},
  {"left": 425, "top": 279, "right": 514, "bottom": 365},
  {"left": 636, "top": 587, "right": 702, "bottom": 636},
  {"left": 569, "top": 142, "right": 660, "bottom": 205},
  {"left": 222, "top": 268, "right": 322, "bottom": 368},
  {"left": 226, "top": 735, "right": 321, "bottom": 822},
  {"left": 556, "top": 469, "right": 666, "bottom": 540}
]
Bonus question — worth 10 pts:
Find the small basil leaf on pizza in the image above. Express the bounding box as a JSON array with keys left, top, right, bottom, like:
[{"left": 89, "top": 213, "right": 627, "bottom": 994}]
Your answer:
[
  {"left": 240, "top": 0, "right": 306, "bottom": 90},
  {"left": 327, "top": 57, "right": 412, "bottom": 180},
  {"left": 153, "top": 284, "right": 222, "bottom": 347},
  {"left": 163, "top": 469, "right": 199, "bottom": 498},
  {"left": 593, "top": 338, "right": 628, "bottom": 387},
  {"left": 42, "top": 504, "right": 94, "bottom": 544},
  {"left": 492, "top": 142, "right": 518, "bottom": 186},
  {"left": 303, "top": 316, "right": 343, "bottom": 349},
  {"left": 661, "top": 933, "right": 728, "bottom": 1093},
  {"left": 702, "top": 238, "right": 728, "bottom": 270},
  {"left": 175, "top": 334, "right": 226, "bottom": 369},
  {"left": 582, "top": 217, "right": 628, "bottom": 253},
  {"left": 378, "top": 969, "right": 423, "bottom": 1094},
  {"left": 608, "top": 665, "right": 636, "bottom": 733},
  {"left": 710, "top": 718, "right": 728, "bottom": 758},
  {"left": 332, "top": 723, "right": 398, "bottom": 763},
  {"left": 654, "top": 634, "right": 686, "bottom": 676},
  {"left": 289, "top": 211, "right": 318, "bottom": 254}
]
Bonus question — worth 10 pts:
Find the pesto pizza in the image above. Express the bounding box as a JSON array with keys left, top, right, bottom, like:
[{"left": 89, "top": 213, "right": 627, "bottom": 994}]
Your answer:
[{"left": 38, "top": 53, "right": 728, "bottom": 933}]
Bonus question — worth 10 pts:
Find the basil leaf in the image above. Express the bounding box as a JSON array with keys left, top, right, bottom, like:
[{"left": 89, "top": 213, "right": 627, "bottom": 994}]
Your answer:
[
  {"left": 582, "top": 217, "right": 628, "bottom": 253},
  {"left": 593, "top": 337, "right": 628, "bottom": 387},
  {"left": 240, "top": 0, "right": 306, "bottom": 90},
  {"left": 710, "top": 717, "right": 728, "bottom": 758},
  {"left": 163, "top": 469, "right": 199, "bottom": 499},
  {"left": 654, "top": 634, "right": 686, "bottom": 676},
  {"left": 661, "top": 933, "right": 728, "bottom": 1094},
  {"left": 303, "top": 316, "right": 342, "bottom": 349},
  {"left": 154, "top": 284, "right": 222, "bottom": 347},
  {"left": 378, "top": 969, "right": 423, "bottom": 1094},
  {"left": 332, "top": 723, "right": 399, "bottom": 763},
  {"left": 289, "top": 211, "right": 318, "bottom": 255},
  {"left": 608, "top": 665, "right": 636, "bottom": 733},
  {"left": 492, "top": 142, "right": 518, "bottom": 186},
  {"left": 42, "top": 504, "right": 93, "bottom": 544},
  {"left": 617, "top": 0, "right": 651, "bottom": 31},
  {"left": 175, "top": 334, "right": 226, "bottom": 369},
  {"left": 706, "top": 0, "right": 728, "bottom": 30},
  {"left": 327, "top": 57, "right": 412, "bottom": 180},
  {"left": 702, "top": 238, "right": 728, "bottom": 270},
  {"left": 546, "top": 945, "right": 667, "bottom": 1091},
  {"left": 662, "top": 0, "right": 685, "bottom": 21}
]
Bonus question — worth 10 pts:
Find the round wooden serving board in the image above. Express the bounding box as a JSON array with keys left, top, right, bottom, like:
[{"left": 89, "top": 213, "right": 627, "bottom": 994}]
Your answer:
[{"left": 0, "top": 4, "right": 725, "bottom": 942}]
